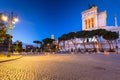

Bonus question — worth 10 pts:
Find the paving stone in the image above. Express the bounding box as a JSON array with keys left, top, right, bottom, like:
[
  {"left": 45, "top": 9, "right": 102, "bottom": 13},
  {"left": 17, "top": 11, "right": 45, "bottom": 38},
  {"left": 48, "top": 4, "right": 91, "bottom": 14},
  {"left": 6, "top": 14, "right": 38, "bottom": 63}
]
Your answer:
[{"left": 0, "top": 54, "right": 120, "bottom": 80}]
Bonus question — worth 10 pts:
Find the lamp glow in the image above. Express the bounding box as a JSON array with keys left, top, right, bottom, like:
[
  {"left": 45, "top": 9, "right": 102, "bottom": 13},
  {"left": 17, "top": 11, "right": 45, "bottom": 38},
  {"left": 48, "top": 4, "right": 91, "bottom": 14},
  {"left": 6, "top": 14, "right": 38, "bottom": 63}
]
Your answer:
[
  {"left": 2, "top": 15, "right": 8, "bottom": 22},
  {"left": 14, "top": 18, "right": 19, "bottom": 22}
]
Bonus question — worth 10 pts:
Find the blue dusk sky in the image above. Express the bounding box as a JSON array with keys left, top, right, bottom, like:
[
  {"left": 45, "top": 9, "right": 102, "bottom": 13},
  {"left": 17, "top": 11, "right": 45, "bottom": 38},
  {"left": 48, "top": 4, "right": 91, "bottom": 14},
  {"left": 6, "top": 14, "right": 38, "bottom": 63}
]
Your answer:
[{"left": 0, "top": 0, "right": 120, "bottom": 45}]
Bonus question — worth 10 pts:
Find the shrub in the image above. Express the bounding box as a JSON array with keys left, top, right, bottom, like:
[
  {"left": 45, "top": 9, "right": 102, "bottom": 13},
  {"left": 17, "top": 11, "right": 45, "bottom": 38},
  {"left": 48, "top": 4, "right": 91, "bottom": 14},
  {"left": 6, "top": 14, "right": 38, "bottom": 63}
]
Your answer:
[
  {"left": 71, "top": 48, "right": 74, "bottom": 52},
  {"left": 99, "top": 48, "right": 104, "bottom": 52},
  {"left": 107, "top": 49, "right": 115, "bottom": 52},
  {"left": 85, "top": 49, "right": 88, "bottom": 52},
  {"left": 92, "top": 48, "right": 97, "bottom": 52},
  {"left": 77, "top": 48, "right": 81, "bottom": 52}
]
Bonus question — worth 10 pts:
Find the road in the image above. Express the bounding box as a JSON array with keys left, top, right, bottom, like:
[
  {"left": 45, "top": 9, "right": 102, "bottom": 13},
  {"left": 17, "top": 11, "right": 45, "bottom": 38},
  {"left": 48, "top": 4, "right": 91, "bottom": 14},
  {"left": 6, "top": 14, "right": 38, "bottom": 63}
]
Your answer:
[{"left": 0, "top": 54, "right": 120, "bottom": 80}]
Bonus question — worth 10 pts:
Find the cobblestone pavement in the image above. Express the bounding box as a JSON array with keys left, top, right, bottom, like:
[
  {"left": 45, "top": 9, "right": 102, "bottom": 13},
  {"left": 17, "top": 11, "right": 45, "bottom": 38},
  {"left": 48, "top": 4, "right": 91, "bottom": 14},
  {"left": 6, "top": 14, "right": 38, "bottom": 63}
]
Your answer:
[{"left": 0, "top": 54, "right": 120, "bottom": 80}]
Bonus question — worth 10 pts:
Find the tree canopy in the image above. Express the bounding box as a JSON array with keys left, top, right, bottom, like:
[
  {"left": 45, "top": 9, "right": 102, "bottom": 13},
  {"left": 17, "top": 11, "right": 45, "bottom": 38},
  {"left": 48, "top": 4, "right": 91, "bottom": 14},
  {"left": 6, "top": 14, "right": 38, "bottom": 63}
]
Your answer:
[{"left": 42, "top": 38, "right": 54, "bottom": 46}]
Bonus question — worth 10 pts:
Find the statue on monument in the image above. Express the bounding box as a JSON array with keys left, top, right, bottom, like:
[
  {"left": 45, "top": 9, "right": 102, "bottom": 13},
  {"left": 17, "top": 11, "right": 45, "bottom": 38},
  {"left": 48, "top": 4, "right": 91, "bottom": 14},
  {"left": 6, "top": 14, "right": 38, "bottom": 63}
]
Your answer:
[{"left": 88, "top": 4, "right": 96, "bottom": 9}]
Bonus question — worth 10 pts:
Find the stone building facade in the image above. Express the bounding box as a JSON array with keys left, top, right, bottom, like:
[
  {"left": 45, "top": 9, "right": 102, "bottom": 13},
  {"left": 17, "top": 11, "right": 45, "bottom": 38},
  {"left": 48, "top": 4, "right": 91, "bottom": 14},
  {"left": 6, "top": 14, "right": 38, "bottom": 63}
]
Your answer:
[
  {"left": 81, "top": 6, "right": 107, "bottom": 30},
  {"left": 59, "top": 6, "right": 120, "bottom": 52}
]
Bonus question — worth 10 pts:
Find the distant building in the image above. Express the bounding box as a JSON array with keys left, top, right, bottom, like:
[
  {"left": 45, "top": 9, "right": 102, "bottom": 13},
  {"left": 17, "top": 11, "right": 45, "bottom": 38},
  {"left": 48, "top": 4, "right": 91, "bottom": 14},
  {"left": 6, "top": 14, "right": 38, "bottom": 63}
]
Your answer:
[
  {"left": 26, "top": 45, "right": 34, "bottom": 52},
  {"left": 51, "top": 34, "right": 54, "bottom": 39}
]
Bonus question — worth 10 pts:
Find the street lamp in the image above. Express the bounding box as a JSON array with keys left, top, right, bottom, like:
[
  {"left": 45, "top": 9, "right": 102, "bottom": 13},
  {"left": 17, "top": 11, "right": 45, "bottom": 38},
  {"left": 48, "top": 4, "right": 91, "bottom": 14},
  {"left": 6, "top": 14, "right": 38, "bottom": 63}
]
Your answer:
[
  {"left": 2, "top": 12, "right": 18, "bottom": 56},
  {"left": 2, "top": 15, "right": 8, "bottom": 22}
]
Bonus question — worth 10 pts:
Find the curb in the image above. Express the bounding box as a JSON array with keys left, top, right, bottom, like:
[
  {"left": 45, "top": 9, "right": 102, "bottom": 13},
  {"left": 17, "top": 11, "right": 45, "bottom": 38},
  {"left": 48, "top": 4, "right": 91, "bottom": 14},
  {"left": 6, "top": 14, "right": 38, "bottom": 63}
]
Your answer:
[{"left": 0, "top": 56, "right": 22, "bottom": 63}]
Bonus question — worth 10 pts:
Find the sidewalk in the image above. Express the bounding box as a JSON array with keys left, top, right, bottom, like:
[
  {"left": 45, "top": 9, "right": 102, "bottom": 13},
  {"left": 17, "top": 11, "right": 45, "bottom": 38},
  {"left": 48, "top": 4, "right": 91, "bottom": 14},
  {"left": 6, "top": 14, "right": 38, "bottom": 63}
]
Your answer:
[{"left": 0, "top": 55, "right": 22, "bottom": 63}]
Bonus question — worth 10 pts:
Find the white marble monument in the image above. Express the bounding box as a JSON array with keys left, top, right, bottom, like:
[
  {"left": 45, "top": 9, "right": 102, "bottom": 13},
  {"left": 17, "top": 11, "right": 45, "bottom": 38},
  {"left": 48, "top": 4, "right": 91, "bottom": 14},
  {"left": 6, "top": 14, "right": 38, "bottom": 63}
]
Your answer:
[
  {"left": 81, "top": 6, "right": 120, "bottom": 35},
  {"left": 59, "top": 6, "right": 120, "bottom": 52}
]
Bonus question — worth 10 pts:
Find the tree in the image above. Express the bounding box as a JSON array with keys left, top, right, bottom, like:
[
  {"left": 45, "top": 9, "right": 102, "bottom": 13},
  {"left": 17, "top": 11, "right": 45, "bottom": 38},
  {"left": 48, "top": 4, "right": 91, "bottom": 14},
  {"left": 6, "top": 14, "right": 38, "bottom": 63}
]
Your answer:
[
  {"left": 67, "top": 32, "right": 78, "bottom": 53},
  {"left": 103, "top": 31, "right": 119, "bottom": 51},
  {"left": 76, "top": 30, "right": 89, "bottom": 52},
  {"left": 13, "top": 40, "right": 23, "bottom": 52},
  {"left": 93, "top": 29, "right": 106, "bottom": 51},
  {"left": 42, "top": 38, "right": 54, "bottom": 46},
  {"left": 33, "top": 40, "right": 42, "bottom": 48},
  {"left": 0, "top": 27, "right": 7, "bottom": 43},
  {"left": 85, "top": 30, "right": 97, "bottom": 52},
  {"left": 42, "top": 38, "right": 54, "bottom": 52},
  {"left": 0, "top": 13, "right": 8, "bottom": 43},
  {"left": 58, "top": 34, "right": 68, "bottom": 51}
]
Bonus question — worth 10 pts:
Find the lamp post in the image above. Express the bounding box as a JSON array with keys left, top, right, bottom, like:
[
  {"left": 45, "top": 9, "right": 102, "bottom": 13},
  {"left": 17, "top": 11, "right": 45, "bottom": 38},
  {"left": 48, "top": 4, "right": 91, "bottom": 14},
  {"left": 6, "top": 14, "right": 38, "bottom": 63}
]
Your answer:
[
  {"left": 2, "top": 12, "right": 18, "bottom": 56},
  {"left": 15, "top": 41, "right": 19, "bottom": 52}
]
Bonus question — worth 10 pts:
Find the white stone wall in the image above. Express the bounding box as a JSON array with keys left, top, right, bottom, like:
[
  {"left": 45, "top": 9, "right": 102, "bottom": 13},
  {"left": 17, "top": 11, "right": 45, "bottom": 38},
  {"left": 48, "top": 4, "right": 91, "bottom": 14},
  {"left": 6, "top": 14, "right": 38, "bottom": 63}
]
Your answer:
[
  {"left": 81, "top": 7, "right": 98, "bottom": 30},
  {"left": 98, "top": 11, "right": 107, "bottom": 28},
  {"left": 81, "top": 6, "right": 107, "bottom": 30},
  {"left": 59, "top": 6, "right": 120, "bottom": 52}
]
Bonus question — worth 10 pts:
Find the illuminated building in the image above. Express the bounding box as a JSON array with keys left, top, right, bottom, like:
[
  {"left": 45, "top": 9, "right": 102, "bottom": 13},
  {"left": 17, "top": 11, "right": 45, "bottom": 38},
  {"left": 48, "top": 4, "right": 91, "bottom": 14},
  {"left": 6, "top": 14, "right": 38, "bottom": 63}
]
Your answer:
[
  {"left": 51, "top": 34, "right": 54, "bottom": 40},
  {"left": 59, "top": 6, "right": 120, "bottom": 52}
]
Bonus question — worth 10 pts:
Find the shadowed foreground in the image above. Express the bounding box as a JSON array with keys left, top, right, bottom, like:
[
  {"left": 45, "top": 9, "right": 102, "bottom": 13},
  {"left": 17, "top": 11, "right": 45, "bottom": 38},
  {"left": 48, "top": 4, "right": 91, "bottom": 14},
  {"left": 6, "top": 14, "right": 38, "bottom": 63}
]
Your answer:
[{"left": 0, "top": 54, "right": 120, "bottom": 80}]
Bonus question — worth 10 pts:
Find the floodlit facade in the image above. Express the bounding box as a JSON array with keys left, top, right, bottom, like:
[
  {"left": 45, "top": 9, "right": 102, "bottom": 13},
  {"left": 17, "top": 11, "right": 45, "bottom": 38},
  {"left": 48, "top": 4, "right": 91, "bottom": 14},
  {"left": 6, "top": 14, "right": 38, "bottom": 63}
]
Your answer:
[
  {"left": 59, "top": 6, "right": 120, "bottom": 52},
  {"left": 81, "top": 6, "right": 120, "bottom": 34},
  {"left": 81, "top": 6, "right": 107, "bottom": 30}
]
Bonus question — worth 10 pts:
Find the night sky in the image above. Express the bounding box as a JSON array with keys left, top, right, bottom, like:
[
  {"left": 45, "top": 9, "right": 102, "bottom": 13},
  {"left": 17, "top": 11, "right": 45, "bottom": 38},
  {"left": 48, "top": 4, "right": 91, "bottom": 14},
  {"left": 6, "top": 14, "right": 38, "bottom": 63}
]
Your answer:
[{"left": 0, "top": 0, "right": 120, "bottom": 45}]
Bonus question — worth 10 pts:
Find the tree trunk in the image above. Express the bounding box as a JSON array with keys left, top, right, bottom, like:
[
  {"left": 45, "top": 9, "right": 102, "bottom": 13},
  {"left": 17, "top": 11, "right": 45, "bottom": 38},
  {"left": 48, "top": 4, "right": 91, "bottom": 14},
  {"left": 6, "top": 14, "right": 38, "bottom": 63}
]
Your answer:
[
  {"left": 89, "top": 38, "right": 96, "bottom": 51},
  {"left": 63, "top": 41, "right": 67, "bottom": 52},
  {"left": 107, "top": 40, "right": 112, "bottom": 50},
  {"left": 115, "top": 39, "right": 118, "bottom": 54},
  {"left": 110, "top": 40, "right": 115, "bottom": 50},
  {"left": 83, "top": 39, "right": 88, "bottom": 52},
  {"left": 71, "top": 39, "right": 78, "bottom": 54},
  {"left": 95, "top": 36, "right": 103, "bottom": 51},
  {"left": 91, "top": 42, "right": 97, "bottom": 51},
  {"left": 65, "top": 40, "right": 70, "bottom": 52}
]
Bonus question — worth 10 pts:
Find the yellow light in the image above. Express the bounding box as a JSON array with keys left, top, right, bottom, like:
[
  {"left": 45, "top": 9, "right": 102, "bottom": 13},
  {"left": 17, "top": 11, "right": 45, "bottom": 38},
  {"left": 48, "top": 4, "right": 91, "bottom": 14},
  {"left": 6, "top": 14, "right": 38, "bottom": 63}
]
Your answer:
[
  {"left": 14, "top": 18, "right": 19, "bottom": 22},
  {"left": 12, "top": 21, "right": 16, "bottom": 24},
  {"left": 2, "top": 15, "right": 8, "bottom": 22},
  {"left": 104, "top": 51, "right": 109, "bottom": 55}
]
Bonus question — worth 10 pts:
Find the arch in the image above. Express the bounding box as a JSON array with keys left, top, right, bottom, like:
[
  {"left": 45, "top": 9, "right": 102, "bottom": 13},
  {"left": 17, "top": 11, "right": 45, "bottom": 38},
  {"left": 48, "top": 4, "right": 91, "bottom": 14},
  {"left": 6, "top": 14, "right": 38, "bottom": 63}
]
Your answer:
[{"left": 91, "top": 18, "right": 94, "bottom": 28}]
